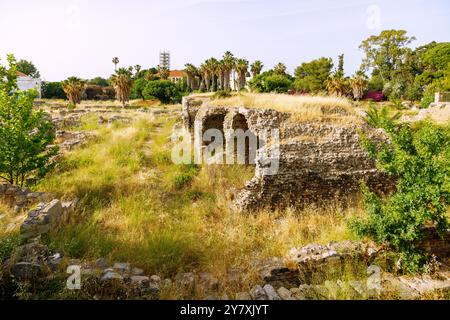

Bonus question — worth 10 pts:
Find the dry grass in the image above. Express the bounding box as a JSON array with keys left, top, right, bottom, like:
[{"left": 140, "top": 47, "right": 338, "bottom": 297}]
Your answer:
[
  {"left": 35, "top": 99, "right": 162, "bottom": 109},
  {"left": 208, "top": 93, "right": 360, "bottom": 123}
]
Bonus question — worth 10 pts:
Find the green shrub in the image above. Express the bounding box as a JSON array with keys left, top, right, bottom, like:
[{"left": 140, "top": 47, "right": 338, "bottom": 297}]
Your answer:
[
  {"left": 248, "top": 71, "right": 292, "bottom": 93},
  {"left": 41, "top": 82, "right": 66, "bottom": 99},
  {"left": 349, "top": 115, "right": 450, "bottom": 273},
  {"left": 143, "top": 80, "right": 181, "bottom": 104},
  {"left": 420, "top": 95, "right": 434, "bottom": 108},
  {"left": 131, "top": 78, "right": 147, "bottom": 100},
  {"left": 265, "top": 74, "right": 292, "bottom": 93},
  {"left": 173, "top": 164, "right": 199, "bottom": 189}
]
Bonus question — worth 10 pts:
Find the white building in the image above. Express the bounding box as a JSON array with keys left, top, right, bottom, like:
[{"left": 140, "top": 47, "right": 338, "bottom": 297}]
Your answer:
[{"left": 17, "top": 71, "right": 42, "bottom": 98}]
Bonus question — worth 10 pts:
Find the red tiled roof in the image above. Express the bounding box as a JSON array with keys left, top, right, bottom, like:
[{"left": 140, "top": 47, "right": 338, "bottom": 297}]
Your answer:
[
  {"left": 16, "top": 71, "right": 28, "bottom": 77},
  {"left": 169, "top": 70, "right": 186, "bottom": 78}
]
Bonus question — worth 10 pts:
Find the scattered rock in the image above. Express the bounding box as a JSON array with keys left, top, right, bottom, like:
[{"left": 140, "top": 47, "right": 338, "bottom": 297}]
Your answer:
[
  {"left": 101, "top": 271, "right": 123, "bottom": 282},
  {"left": 175, "top": 272, "right": 196, "bottom": 291},
  {"left": 131, "top": 276, "right": 150, "bottom": 288},
  {"left": 277, "top": 287, "right": 294, "bottom": 300},
  {"left": 113, "top": 262, "right": 130, "bottom": 273},
  {"left": 95, "top": 258, "right": 108, "bottom": 269},
  {"left": 249, "top": 285, "right": 267, "bottom": 300},
  {"left": 11, "top": 262, "right": 41, "bottom": 280},
  {"left": 263, "top": 284, "right": 281, "bottom": 300}
]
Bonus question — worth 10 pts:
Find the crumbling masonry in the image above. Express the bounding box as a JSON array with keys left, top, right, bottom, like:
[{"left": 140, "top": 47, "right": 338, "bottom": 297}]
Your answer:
[{"left": 182, "top": 96, "right": 393, "bottom": 211}]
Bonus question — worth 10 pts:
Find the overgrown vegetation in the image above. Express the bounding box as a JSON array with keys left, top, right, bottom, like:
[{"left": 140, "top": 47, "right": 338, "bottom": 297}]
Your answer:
[
  {"left": 26, "top": 112, "right": 361, "bottom": 292},
  {"left": 350, "top": 107, "right": 450, "bottom": 272}
]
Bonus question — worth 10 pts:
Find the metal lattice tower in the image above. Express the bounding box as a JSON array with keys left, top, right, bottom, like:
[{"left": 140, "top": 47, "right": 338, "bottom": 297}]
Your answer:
[{"left": 159, "top": 51, "right": 170, "bottom": 70}]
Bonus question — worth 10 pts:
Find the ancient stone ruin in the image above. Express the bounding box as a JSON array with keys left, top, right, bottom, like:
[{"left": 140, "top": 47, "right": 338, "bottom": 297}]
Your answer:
[{"left": 182, "top": 96, "right": 393, "bottom": 211}]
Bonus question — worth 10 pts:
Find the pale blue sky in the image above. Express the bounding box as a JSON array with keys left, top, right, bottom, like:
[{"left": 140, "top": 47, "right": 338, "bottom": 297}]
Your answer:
[{"left": 1, "top": 0, "right": 449, "bottom": 81}]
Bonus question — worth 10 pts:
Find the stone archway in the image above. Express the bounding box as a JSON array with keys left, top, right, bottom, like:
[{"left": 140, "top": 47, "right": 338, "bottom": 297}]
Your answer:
[
  {"left": 201, "top": 112, "right": 226, "bottom": 163},
  {"left": 229, "top": 113, "right": 257, "bottom": 165}
]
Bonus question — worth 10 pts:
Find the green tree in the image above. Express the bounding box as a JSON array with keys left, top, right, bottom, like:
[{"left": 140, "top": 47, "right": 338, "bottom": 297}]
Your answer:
[
  {"left": 293, "top": 57, "right": 333, "bottom": 93},
  {"left": 132, "top": 78, "right": 147, "bottom": 100},
  {"left": 110, "top": 67, "right": 134, "bottom": 107},
  {"left": 16, "top": 59, "right": 40, "bottom": 78},
  {"left": 349, "top": 112, "right": 450, "bottom": 272},
  {"left": 336, "top": 54, "right": 345, "bottom": 78},
  {"left": 0, "top": 54, "right": 20, "bottom": 93},
  {"left": 0, "top": 56, "right": 58, "bottom": 186},
  {"left": 41, "top": 82, "right": 66, "bottom": 99},
  {"left": 143, "top": 80, "right": 181, "bottom": 104},
  {"left": 88, "top": 77, "right": 109, "bottom": 87},
  {"left": 416, "top": 42, "right": 450, "bottom": 89},
  {"left": 359, "top": 29, "right": 416, "bottom": 84},
  {"left": 249, "top": 71, "right": 292, "bottom": 93}
]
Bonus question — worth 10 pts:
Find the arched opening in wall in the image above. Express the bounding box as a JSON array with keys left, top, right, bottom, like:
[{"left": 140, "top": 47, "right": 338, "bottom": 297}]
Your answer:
[
  {"left": 231, "top": 113, "right": 257, "bottom": 165},
  {"left": 202, "top": 113, "right": 226, "bottom": 162}
]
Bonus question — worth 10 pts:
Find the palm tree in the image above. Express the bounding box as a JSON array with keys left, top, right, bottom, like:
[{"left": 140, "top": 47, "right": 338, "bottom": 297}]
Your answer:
[
  {"left": 158, "top": 66, "right": 170, "bottom": 80},
  {"left": 326, "top": 75, "right": 351, "bottom": 96},
  {"left": 110, "top": 67, "right": 134, "bottom": 107},
  {"left": 250, "top": 60, "right": 263, "bottom": 77},
  {"left": 222, "top": 51, "right": 235, "bottom": 90},
  {"left": 216, "top": 60, "right": 226, "bottom": 91},
  {"left": 199, "top": 63, "right": 210, "bottom": 92},
  {"left": 112, "top": 57, "right": 119, "bottom": 71},
  {"left": 350, "top": 74, "right": 368, "bottom": 101},
  {"left": 206, "top": 58, "right": 219, "bottom": 92},
  {"left": 274, "top": 62, "right": 287, "bottom": 75},
  {"left": 235, "top": 58, "right": 249, "bottom": 91},
  {"left": 62, "top": 77, "right": 86, "bottom": 106},
  {"left": 185, "top": 63, "right": 198, "bottom": 91},
  {"left": 134, "top": 65, "right": 141, "bottom": 78}
]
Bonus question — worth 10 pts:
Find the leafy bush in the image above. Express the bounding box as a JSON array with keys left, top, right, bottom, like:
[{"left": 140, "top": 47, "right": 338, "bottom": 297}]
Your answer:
[
  {"left": 173, "top": 164, "right": 199, "bottom": 189},
  {"left": 265, "top": 74, "right": 292, "bottom": 93},
  {"left": 0, "top": 55, "right": 59, "bottom": 186},
  {"left": 420, "top": 94, "right": 434, "bottom": 109},
  {"left": 349, "top": 113, "right": 450, "bottom": 273},
  {"left": 131, "top": 78, "right": 148, "bottom": 100},
  {"left": 143, "top": 80, "right": 181, "bottom": 104},
  {"left": 248, "top": 71, "right": 292, "bottom": 93},
  {"left": 41, "top": 82, "right": 66, "bottom": 99}
]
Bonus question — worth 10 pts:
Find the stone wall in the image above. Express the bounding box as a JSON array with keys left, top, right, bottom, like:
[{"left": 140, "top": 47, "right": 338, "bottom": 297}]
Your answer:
[
  {"left": 182, "top": 97, "right": 394, "bottom": 211},
  {"left": 0, "top": 184, "right": 55, "bottom": 212},
  {"left": 417, "top": 226, "right": 450, "bottom": 261}
]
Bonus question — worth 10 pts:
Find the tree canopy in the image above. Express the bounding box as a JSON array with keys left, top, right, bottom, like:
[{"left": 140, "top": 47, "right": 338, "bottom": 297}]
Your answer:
[{"left": 16, "top": 59, "right": 41, "bottom": 78}]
